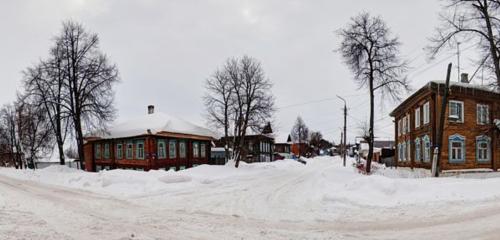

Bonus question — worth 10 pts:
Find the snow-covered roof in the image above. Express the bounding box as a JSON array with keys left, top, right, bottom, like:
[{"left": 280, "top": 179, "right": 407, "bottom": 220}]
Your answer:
[
  {"left": 99, "top": 112, "right": 218, "bottom": 139},
  {"left": 430, "top": 80, "right": 499, "bottom": 94}
]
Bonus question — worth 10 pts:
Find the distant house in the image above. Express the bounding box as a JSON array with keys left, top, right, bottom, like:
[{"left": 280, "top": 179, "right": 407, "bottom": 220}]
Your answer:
[
  {"left": 357, "top": 140, "right": 395, "bottom": 165},
  {"left": 216, "top": 122, "right": 275, "bottom": 163},
  {"left": 83, "top": 105, "right": 217, "bottom": 172},
  {"left": 390, "top": 75, "right": 500, "bottom": 170},
  {"left": 275, "top": 135, "right": 292, "bottom": 153}
]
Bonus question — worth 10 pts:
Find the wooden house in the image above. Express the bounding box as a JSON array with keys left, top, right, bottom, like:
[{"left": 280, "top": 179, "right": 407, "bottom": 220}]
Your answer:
[
  {"left": 390, "top": 75, "right": 500, "bottom": 171},
  {"left": 217, "top": 134, "right": 275, "bottom": 163},
  {"left": 83, "top": 106, "right": 217, "bottom": 172},
  {"left": 274, "top": 135, "right": 292, "bottom": 154}
]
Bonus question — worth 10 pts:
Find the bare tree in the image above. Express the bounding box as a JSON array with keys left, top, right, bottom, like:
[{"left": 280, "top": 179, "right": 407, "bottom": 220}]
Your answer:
[
  {"left": 230, "top": 56, "right": 274, "bottom": 167},
  {"left": 309, "top": 131, "right": 323, "bottom": 155},
  {"left": 0, "top": 104, "right": 24, "bottom": 169},
  {"left": 338, "top": 12, "right": 409, "bottom": 173},
  {"left": 23, "top": 47, "right": 70, "bottom": 165},
  {"left": 206, "top": 56, "right": 274, "bottom": 167},
  {"left": 54, "top": 21, "right": 119, "bottom": 165},
  {"left": 16, "top": 95, "right": 54, "bottom": 169},
  {"left": 428, "top": 0, "right": 500, "bottom": 87},
  {"left": 291, "top": 116, "right": 309, "bottom": 158},
  {"left": 204, "top": 68, "right": 234, "bottom": 161}
]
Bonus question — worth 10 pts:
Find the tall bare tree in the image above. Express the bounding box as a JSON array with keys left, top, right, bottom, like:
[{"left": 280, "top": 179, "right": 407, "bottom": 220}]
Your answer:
[
  {"left": 338, "top": 12, "right": 409, "bottom": 173},
  {"left": 230, "top": 56, "right": 274, "bottom": 168},
  {"left": 204, "top": 68, "right": 234, "bottom": 161},
  {"left": 16, "top": 95, "right": 54, "bottom": 169},
  {"left": 291, "top": 116, "right": 309, "bottom": 158},
  {"left": 54, "top": 21, "right": 119, "bottom": 165},
  {"left": 205, "top": 56, "right": 274, "bottom": 168},
  {"left": 428, "top": 0, "right": 500, "bottom": 87},
  {"left": 23, "top": 46, "right": 70, "bottom": 165}
]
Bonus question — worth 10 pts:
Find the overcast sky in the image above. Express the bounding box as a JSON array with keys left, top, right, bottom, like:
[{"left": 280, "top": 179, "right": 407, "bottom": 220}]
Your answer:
[{"left": 0, "top": 0, "right": 483, "bottom": 143}]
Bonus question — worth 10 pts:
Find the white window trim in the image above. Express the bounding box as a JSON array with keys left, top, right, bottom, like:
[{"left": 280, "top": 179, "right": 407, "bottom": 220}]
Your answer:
[
  {"left": 449, "top": 100, "right": 464, "bottom": 123},
  {"left": 449, "top": 134, "right": 465, "bottom": 163},
  {"left": 136, "top": 140, "right": 145, "bottom": 160},
  {"left": 415, "top": 138, "right": 421, "bottom": 162},
  {"left": 423, "top": 135, "right": 431, "bottom": 162},
  {"left": 415, "top": 108, "right": 421, "bottom": 128},
  {"left": 423, "top": 102, "right": 430, "bottom": 125},
  {"left": 477, "top": 104, "right": 489, "bottom": 125},
  {"left": 476, "top": 135, "right": 491, "bottom": 163}
]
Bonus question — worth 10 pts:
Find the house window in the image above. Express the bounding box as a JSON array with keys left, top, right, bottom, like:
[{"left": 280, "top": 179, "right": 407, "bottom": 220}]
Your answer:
[
  {"left": 116, "top": 144, "right": 123, "bottom": 159},
  {"left": 398, "top": 119, "right": 402, "bottom": 136},
  {"left": 402, "top": 116, "right": 407, "bottom": 134},
  {"left": 449, "top": 100, "right": 464, "bottom": 123},
  {"left": 423, "top": 102, "right": 430, "bottom": 125},
  {"left": 95, "top": 144, "right": 101, "bottom": 159},
  {"left": 406, "top": 114, "right": 411, "bottom": 133},
  {"left": 200, "top": 143, "right": 206, "bottom": 158},
  {"left": 179, "top": 141, "right": 186, "bottom": 158},
  {"left": 477, "top": 104, "right": 489, "bottom": 125},
  {"left": 104, "top": 143, "right": 110, "bottom": 159},
  {"left": 423, "top": 135, "right": 431, "bottom": 162},
  {"left": 449, "top": 134, "right": 465, "bottom": 163},
  {"left": 401, "top": 143, "right": 406, "bottom": 162},
  {"left": 157, "top": 140, "right": 166, "bottom": 159},
  {"left": 415, "top": 108, "right": 421, "bottom": 128},
  {"left": 398, "top": 143, "right": 403, "bottom": 162},
  {"left": 415, "top": 138, "right": 421, "bottom": 162},
  {"left": 126, "top": 142, "right": 133, "bottom": 159},
  {"left": 406, "top": 140, "right": 411, "bottom": 162},
  {"left": 136, "top": 140, "right": 145, "bottom": 159},
  {"left": 169, "top": 140, "right": 177, "bottom": 159},
  {"left": 193, "top": 142, "right": 199, "bottom": 158},
  {"left": 476, "top": 135, "right": 491, "bottom": 163}
]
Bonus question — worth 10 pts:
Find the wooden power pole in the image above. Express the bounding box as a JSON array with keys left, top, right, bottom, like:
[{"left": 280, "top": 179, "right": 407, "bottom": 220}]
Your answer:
[
  {"left": 337, "top": 95, "right": 347, "bottom": 167},
  {"left": 432, "top": 63, "right": 452, "bottom": 177}
]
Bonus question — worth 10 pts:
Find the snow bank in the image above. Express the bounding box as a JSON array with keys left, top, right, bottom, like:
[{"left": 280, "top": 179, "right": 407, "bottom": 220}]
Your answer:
[{"left": 3, "top": 156, "right": 500, "bottom": 221}]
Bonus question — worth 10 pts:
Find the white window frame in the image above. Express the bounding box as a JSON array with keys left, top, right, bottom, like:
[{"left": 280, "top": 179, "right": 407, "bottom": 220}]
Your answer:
[
  {"left": 423, "top": 102, "right": 430, "bottom": 125},
  {"left": 423, "top": 135, "right": 431, "bottom": 162},
  {"left": 157, "top": 140, "right": 166, "bottom": 159},
  {"left": 415, "top": 138, "right": 421, "bottom": 162},
  {"left": 179, "top": 141, "right": 186, "bottom": 158},
  {"left": 126, "top": 142, "right": 133, "bottom": 159},
  {"left": 477, "top": 104, "right": 489, "bottom": 125},
  {"left": 193, "top": 142, "right": 199, "bottom": 158},
  {"left": 415, "top": 108, "right": 421, "bottom": 128},
  {"left": 449, "top": 134, "right": 465, "bottom": 163},
  {"left": 406, "top": 114, "right": 411, "bottom": 133},
  {"left": 169, "top": 140, "right": 177, "bottom": 159},
  {"left": 406, "top": 140, "right": 411, "bottom": 162},
  {"left": 116, "top": 144, "right": 123, "bottom": 159},
  {"left": 136, "top": 140, "right": 145, "bottom": 160},
  {"left": 103, "top": 143, "right": 110, "bottom": 159},
  {"left": 200, "top": 143, "right": 206, "bottom": 158},
  {"left": 449, "top": 100, "right": 464, "bottom": 123},
  {"left": 476, "top": 135, "right": 491, "bottom": 163},
  {"left": 398, "top": 119, "right": 402, "bottom": 136}
]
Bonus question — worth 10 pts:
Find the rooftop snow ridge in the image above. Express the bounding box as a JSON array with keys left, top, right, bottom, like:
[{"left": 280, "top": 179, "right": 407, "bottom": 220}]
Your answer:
[{"left": 102, "top": 112, "right": 218, "bottom": 139}]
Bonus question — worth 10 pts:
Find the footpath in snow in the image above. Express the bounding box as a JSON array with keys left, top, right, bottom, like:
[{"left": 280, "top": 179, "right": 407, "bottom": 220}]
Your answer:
[{"left": 2, "top": 156, "right": 500, "bottom": 222}]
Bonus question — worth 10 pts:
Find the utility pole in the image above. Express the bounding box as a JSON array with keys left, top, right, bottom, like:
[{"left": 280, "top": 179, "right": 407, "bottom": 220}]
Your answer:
[
  {"left": 432, "top": 63, "right": 452, "bottom": 177},
  {"left": 337, "top": 95, "right": 347, "bottom": 167},
  {"left": 457, "top": 42, "right": 461, "bottom": 82}
]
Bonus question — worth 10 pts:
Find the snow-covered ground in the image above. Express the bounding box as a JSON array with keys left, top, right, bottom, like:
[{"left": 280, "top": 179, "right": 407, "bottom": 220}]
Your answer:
[{"left": 2, "top": 156, "right": 500, "bottom": 239}]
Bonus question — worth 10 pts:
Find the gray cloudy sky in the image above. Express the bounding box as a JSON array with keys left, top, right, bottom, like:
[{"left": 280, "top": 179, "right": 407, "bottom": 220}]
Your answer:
[{"left": 0, "top": 0, "right": 482, "bottom": 143}]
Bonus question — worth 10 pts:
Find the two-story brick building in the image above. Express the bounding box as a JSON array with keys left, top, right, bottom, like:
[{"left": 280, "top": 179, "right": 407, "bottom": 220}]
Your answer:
[
  {"left": 390, "top": 76, "right": 500, "bottom": 171},
  {"left": 84, "top": 106, "right": 217, "bottom": 172}
]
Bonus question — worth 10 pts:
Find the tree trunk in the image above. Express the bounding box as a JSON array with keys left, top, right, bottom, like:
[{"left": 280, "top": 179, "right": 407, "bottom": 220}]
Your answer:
[
  {"left": 366, "top": 77, "right": 375, "bottom": 173},
  {"left": 481, "top": 0, "right": 500, "bottom": 87}
]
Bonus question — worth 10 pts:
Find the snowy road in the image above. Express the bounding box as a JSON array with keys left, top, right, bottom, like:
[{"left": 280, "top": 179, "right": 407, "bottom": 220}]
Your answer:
[{"left": 2, "top": 158, "right": 500, "bottom": 239}]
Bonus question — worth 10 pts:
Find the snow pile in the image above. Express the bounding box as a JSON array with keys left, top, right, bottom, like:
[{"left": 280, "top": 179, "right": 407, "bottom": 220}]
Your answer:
[{"left": 3, "top": 156, "right": 500, "bottom": 221}]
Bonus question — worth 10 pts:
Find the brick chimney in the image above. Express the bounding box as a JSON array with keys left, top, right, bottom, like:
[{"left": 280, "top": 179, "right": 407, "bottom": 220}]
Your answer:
[
  {"left": 148, "top": 105, "right": 155, "bottom": 114},
  {"left": 460, "top": 73, "right": 469, "bottom": 83}
]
